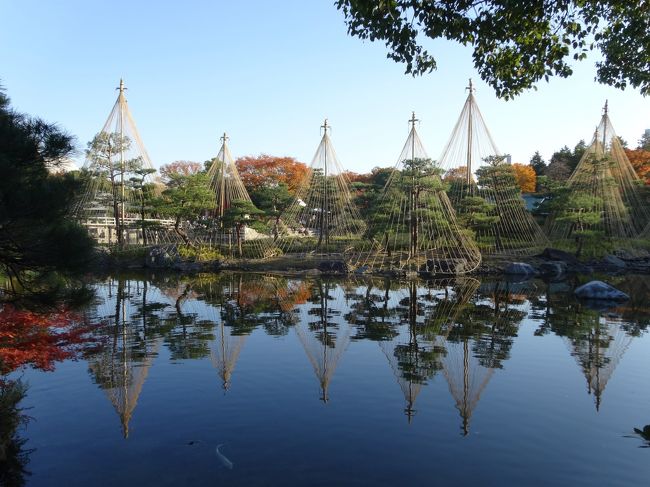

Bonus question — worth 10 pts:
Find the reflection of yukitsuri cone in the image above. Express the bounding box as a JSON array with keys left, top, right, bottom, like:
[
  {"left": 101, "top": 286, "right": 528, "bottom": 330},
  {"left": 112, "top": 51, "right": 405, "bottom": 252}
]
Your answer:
[
  {"left": 88, "top": 280, "right": 119, "bottom": 322},
  {"left": 87, "top": 278, "right": 163, "bottom": 438},
  {"left": 546, "top": 102, "right": 650, "bottom": 242},
  {"left": 295, "top": 282, "right": 351, "bottom": 402},
  {"left": 477, "top": 279, "right": 536, "bottom": 328},
  {"left": 379, "top": 325, "right": 430, "bottom": 422},
  {"left": 565, "top": 319, "right": 634, "bottom": 411},
  {"left": 89, "top": 335, "right": 162, "bottom": 439},
  {"left": 420, "top": 278, "right": 482, "bottom": 333},
  {"left": 206, "top": 134, "right": 277, "bottom": 258},
  {"left": 210, "top": 322, "right": 247, "bottom": 391},
  {"left": 442, "top": 338, "right": 495, "bottom": 436},
  {"left": 440, "top": 280, "right": 531, "bottom": 434},
  {"left": 278, "top": 120, "right": 366, "bottom": 256},
  {"left": 438, "top": 80, "right": 548, "bottom": 256},
  {"left": 379, "top": 279, "right": 480, "bottom": 422},
  {"left": 355, "top": 114, "right": 481, "bottom": 275}
]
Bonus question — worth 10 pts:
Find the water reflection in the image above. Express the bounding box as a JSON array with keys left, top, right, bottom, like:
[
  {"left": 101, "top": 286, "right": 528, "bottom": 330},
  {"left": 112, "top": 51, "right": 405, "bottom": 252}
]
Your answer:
[
  {"left": 74, "top": 273, "right": 650, "bottom": 438},
  {"left": 530, "top": 277, "right": 650, "bottom": 410},
  {"left": 0, "top": 380, "right": 31, "bottom": 487},
  {"left": 87, "top": 280, "right": 165, "bottom": 438}
]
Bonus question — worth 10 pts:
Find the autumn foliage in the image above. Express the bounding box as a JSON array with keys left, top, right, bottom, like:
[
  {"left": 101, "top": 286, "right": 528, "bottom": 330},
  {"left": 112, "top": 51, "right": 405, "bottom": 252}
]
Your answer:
[
  {"left": 235, "top": 155, "right": 308, "bottom": 194},
  {"left": 276, "top": 282, "right": 311, "bottom": 313},
  {"left": 159, "top": 161, "right": 203, "bottom": 181},
  {"left": 444, "top": 166, "right": 469, "bottom": 181},
  {"left": 0, "top": 306, "right": 102, "bottom": 375},
  {"left": 236, "top": 280, "right": 310, "bottom": 313},
  {"left": 511, "top": 163, "right": 537, "bottom": 193},
  {"left": 343, "top": 171, "right": 373, "bottom": 184},
  {"left": 624, "top": 148, "right": 650, "bottom": 185}
]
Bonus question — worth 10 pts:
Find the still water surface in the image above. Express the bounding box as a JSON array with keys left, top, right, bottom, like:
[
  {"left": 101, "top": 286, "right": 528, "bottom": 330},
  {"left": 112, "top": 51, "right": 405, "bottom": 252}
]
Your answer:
[{"left": 8, "top": 273, "right": 650, "bottom": 486}]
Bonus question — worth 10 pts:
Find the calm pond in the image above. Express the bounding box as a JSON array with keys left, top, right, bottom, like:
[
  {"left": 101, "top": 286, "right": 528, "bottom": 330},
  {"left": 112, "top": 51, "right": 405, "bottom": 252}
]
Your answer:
[{"left": 5, "top": 273, "right": 650, "bottom": 486}]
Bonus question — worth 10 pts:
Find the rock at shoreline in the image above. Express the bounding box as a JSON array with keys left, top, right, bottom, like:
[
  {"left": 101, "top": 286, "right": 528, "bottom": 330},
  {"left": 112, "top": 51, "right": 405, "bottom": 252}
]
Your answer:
[
  {"left": 574, "top": 280, "right": 629, "bottom": 302},
  {"left": 504, "top": 262, "right": 538, "bottom": 276},
  {"left": 615, "top": 248, "right": 650, "bottom": 260},
  {"left": 538, "top": 261, "right": 567, "bottom": 278},
  {"left": 602, "top": 254, "right": 626, "bottom": 269},
  {"left": 317, "top": 260, "right": 348, "bottom": 274},
  {"left": 538, "top": 248, "right": 579, "bottom": 265}
]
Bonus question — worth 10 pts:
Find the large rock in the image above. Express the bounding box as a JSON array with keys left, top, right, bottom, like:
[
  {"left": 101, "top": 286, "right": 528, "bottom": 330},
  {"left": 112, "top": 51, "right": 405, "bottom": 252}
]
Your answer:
[
  {"left": 317, "top": 260, "right": 348, "bottom": 274},
  {"left": 615, "top": 248, "right": 650, "bottom": 260},
  {"left": 539, "top": 261, "right": 567, "bottom": 278},
  {"left": 603, "top": 254, "right": 626, "bottom": 269},
  {"left": 574, "top": 281, "right": 629, "bottom": 301},
  {"left": 354, "top": 265, "right": 369, "bottom": 275},
  {"left": 538, "top": 248, "right": 579, "bottom": 264},
  {"left": 504, "top": 262, "right": 538, "bottom": 276}
]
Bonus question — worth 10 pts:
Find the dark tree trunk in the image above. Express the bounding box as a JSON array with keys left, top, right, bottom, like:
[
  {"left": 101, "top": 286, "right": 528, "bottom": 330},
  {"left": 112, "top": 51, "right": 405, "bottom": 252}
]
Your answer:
[
  {"left": 174, "top": 216, "right": 193, "bottom": 247},
  {"left": 236, "top": 223, "right": 243, "bottom": 257}
]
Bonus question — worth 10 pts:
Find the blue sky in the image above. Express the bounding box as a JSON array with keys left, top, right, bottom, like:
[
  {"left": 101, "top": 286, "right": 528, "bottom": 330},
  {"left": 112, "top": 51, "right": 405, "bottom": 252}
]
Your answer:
[{"left": 1, "top": 0, "right": 649, "bottom": 173}]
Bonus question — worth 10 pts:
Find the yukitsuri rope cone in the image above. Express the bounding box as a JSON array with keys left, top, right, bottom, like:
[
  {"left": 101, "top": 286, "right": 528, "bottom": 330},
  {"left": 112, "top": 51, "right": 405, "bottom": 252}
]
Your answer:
[
  {"left": 74, "top": 79, "right": 176, "bottom": 246},
  {"left": 545, "top": 102, "right": 650, "bottom": 252},
  {"left": 353, "top": 113, "right": 481, "bottom": 275},
  {"left": 205, "top": 133, "right": 277, "bottom": 259},
  {"left": 438, "top": 80, "right": 548, "bottom": 256},
  {"left": 277, "top": 120, "right": 366, "bottom": 257},
  {"left": 642, "top": 222, "right": 650, "bottom": 239}
]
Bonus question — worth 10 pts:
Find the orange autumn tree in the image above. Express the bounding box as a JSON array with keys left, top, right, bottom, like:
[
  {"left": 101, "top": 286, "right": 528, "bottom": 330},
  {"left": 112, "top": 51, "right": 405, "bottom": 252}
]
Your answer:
[
  {"left": 444, "top": 165, "right": 469, "bottom": 181},
  {"left": 343, "top": 171, "right": 373, "bottom": 184},
  {"left": 235, "top": 155, "right": 308, "bottom": 194},
  {"left": 624, "top": 148, "right": 650, "bottom": 185},
  {"left": 512, "top": 163, "right": 537, "bottom": 193},
  {"left": 0, "top": 306, "right": 102, "bottom": 376}
]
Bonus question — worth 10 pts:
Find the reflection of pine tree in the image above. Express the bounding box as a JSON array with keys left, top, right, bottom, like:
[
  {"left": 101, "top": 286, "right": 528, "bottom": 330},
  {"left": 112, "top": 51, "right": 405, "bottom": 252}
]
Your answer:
[
  {"left": 448, "top": 281, "right": 524, "bottom": 369},
  {"left": 534, "top": 281, "right": 638, "bottom": 410},
  {"left": 189, "top": 274, "right": 300, "bottom": 336},
  {"left": 297, "top": 280, "right": 351, "bottom": 402},
  {"left": 378, "top": 281, "right": 458, "bottom": 421},
  {"left": 161, "top": 283, "right": 215, "bottom": 361},
  {"left": 307, "top": 281, "right": 342, "bottom": 349},
  {"left": 372, "top": 279, "right": 478, "bottom": 421},
  {"left": 87, "top": 278, "right": 165, "bottom": 438},
  {"left": 344, "top": 279, "right": 401, "bottom": 342}
]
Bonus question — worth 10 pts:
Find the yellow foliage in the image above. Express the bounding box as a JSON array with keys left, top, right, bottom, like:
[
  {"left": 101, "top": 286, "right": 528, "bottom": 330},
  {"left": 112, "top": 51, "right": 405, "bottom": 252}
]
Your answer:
[{"left": 512, "top": 163, "right": 537, "bottom": 193}]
